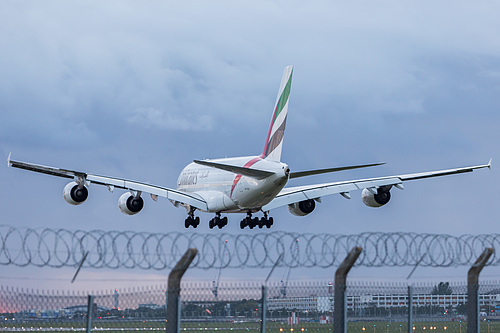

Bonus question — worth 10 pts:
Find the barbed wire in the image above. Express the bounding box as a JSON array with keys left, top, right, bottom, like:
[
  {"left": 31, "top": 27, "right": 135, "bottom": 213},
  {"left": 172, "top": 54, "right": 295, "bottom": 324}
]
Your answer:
[{"left": 0, "top": 225, "right": 498, "bottom": 270}]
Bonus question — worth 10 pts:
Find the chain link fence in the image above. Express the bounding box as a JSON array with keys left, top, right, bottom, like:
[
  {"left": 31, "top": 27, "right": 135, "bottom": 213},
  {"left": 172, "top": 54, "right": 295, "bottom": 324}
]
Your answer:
[{"left": 1, "top": 279, "right": 499, "bottom": 332}]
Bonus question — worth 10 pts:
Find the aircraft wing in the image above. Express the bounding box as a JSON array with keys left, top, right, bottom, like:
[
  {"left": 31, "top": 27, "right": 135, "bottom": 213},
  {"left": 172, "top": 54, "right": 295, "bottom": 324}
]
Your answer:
[
  {"left": 8, "top": 155, "right": 208, "bottom": 211},
  {"left": 262, "top": 160, "right": 491, "bottom": 211}
]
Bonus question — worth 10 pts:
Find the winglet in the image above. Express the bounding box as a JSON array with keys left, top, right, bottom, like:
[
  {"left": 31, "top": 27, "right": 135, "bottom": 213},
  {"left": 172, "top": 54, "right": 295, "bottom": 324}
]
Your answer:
[
  {"left": 7, "top": 152, "right": 11, "bottom": 167},
  {"left": 488, "top": 158, "right": 492, "bottom": 170}
]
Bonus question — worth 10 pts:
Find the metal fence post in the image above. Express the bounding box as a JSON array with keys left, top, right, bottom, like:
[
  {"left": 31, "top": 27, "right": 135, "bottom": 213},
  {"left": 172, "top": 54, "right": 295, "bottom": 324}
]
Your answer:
[
  {"left": 166, "top": 248, "right": 198, "bottom": 333},
  {"left": 86, "top": 295, "right": 94, "bottom": 333},
  {"left": 261, "top": 253, "right": 283, "bottom": 333},
  {"left": 261, "top": 285, "right": 267, "bottom": 333},
  {"left": 334, "top": 246, "right": 362, "bottom": 333},
  {"left": 467, "top": 247, "right": 494, "bottom": 333},
  {"left": 407, "top": 285, "right": 413, "bottom": 333}
]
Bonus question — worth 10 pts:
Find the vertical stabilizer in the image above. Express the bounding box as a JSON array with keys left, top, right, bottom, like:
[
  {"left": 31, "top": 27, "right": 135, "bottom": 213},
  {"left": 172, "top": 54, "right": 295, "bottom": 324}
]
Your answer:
[{"left": 262, "top": 66, "right": 293, "bottom": 162}]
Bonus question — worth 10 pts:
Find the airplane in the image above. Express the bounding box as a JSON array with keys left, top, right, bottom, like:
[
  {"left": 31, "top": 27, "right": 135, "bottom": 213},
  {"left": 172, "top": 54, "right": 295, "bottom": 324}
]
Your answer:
[{"left": 8, "top": 66, "right": 491, "bottom": 230}]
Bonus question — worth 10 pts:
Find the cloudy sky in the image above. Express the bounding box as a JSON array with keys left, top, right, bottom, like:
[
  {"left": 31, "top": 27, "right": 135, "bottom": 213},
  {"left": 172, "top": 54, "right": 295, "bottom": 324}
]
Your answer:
[{"left": 0, "top": 1, "right": 499, "bottom": 289}]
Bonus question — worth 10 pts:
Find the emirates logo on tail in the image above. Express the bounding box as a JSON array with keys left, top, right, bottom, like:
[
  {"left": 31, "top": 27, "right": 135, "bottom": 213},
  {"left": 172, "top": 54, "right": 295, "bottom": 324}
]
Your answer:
[{"left": 262, "top": 66, "right": 293, "bottom": 162}]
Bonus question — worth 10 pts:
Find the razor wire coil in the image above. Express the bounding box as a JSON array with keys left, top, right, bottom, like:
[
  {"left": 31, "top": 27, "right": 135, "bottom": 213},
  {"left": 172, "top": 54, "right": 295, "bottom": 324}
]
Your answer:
[{"left": 0, "top": 225, "right": 498, "bottom": 270}]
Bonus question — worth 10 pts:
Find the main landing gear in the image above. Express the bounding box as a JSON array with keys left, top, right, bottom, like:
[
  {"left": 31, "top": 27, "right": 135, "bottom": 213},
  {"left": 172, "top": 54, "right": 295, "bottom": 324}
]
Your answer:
[
  {"left": 240, "top": 212, "right": 273, "bottom": 229},
  {"left": 209, "top": 212, "right": 228, "bottom": 229},
  {"left": 185, "top": 208, "right": 200, "bottom": 228}
]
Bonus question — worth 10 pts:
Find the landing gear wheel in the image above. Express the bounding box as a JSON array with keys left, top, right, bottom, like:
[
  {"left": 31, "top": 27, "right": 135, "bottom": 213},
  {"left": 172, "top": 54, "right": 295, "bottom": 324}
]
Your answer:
[
  {"left": 210, "top": 213, "right": 227, "bottom": 229},
  {"left": 266, "top": 217, "right": 273, "bottom": 228},
  {"left": 185, "top": 208, "right": 199, "bottom": 229},
  {"left": 240, "top": 220, "right": 246, "bottom": 229}
]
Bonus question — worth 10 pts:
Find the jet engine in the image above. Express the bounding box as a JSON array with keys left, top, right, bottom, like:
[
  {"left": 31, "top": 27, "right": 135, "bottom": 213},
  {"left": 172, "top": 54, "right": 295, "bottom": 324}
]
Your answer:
[
  {"left": 118, "top": 192, "right": 144, "bottom": 215},
  {"left": 288, "top": 199, "right": 316, "bottom": 216},
  {"left": 63, "top": 181, "right": 88, "bottom": 205},
  {"left": 361, "top": 186, "right": 391, "bottom": 207}
]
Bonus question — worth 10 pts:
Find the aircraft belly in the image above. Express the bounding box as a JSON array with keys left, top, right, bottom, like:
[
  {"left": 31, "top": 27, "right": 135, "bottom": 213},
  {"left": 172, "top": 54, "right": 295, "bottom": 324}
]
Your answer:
[
  {"left": 177, "top": 159, "right": 288, "bottom": 213},
  {"left": 234, "top": 175, "right": 287, "bottom": 210}
]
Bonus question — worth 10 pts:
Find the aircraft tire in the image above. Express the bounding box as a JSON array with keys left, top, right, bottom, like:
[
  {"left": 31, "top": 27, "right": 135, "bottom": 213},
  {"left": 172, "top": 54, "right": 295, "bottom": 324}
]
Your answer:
[{"left": 240, "top": 220, "right": 246, "bottom": 229}]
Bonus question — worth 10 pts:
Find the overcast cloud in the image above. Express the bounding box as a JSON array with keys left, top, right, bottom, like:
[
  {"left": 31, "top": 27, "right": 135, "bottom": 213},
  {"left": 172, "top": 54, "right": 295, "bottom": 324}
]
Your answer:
[{"left": 0, "top": 1, "right": 499, "bottom": 288}]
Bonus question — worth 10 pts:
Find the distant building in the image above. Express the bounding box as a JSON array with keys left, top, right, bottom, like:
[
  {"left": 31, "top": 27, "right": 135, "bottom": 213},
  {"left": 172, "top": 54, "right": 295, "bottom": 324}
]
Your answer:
[
  {"left": 268, "top": 293, "right": 500, "bottom": 313},
  {"left": 138, "top": 302, "right": 163, "bottom": 310}
]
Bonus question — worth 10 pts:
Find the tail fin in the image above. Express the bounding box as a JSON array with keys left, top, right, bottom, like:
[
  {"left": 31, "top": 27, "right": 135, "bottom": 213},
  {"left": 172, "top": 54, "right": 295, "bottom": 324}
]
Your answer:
[{"left": 262, "top": 65, "right": 293, "bottom": 162}]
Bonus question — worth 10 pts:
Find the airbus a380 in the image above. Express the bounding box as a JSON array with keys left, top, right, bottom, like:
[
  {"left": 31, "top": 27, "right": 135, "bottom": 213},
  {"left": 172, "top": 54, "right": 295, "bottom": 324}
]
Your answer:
[{"left": 8, "top": 66, "right": 491, "bottom": 229}]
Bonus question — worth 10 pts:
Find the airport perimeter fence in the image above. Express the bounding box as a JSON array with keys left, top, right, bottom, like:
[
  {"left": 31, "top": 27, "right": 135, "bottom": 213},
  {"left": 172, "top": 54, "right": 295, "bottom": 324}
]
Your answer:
[{"left": 1, "top": 279, "right": 500, "bottom": 332}]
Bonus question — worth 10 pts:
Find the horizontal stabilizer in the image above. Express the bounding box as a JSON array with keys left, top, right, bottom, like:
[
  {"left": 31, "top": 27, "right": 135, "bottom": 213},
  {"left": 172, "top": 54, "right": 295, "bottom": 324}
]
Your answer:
[
  {"left": 193, "top": 160, "right": 274, "bottom": 179},
  {"left": 289, "top": 162, "right": 385, "bottom": 179}
]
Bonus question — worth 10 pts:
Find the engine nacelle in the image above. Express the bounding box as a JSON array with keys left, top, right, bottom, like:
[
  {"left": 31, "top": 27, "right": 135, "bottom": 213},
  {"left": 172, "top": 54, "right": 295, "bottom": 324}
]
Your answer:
[
  {"left": 118, "top": 192, "right": 144, "bottom": 215},
  {"left": 361, "top": 187, "right": 391, "bottom": 207},
  {"left": 288, "top": 199, "right": 316, "bottom": 216},
  {"left": 63, "top": 181, "right": 88, "bottom": 205}
]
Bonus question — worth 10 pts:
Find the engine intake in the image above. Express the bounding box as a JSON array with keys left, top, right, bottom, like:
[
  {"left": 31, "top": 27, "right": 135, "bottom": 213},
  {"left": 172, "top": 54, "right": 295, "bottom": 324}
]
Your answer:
[
  {"left": 362, "top": 187, "right": 391, "bottom": 207},
  {"left": 118, "top": 193, "right": 144, "bottom": 215},
  {"left": 63, "top": 181, "right": 88, "bottom": 205},
  {"left": 288, "top": 199, "right": 316, "bottom": 216}
]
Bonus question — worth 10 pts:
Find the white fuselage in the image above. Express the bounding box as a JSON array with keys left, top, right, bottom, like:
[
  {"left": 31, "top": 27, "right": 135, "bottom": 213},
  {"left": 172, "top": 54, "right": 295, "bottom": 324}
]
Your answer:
[{"left": 176, "top": 156, "right": 289, "bottom": 213}]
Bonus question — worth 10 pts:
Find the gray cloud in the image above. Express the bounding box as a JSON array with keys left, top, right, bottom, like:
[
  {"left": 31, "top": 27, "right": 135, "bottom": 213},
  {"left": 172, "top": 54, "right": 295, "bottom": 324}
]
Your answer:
[{"left": 0, "top": 0, "right": 499, "bottom": 287}]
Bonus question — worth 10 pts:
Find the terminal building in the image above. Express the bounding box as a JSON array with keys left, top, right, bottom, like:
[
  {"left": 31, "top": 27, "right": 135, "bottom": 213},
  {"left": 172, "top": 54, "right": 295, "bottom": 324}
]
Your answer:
[{"left": 267, "top": 293, "right": 500, "bottom": 313}]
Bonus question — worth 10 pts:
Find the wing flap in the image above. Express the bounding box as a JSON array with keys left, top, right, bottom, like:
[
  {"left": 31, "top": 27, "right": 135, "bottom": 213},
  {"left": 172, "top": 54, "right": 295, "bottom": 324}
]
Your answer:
[{"left": 88, "top": 174, "right": 207, "bottom": 210}]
